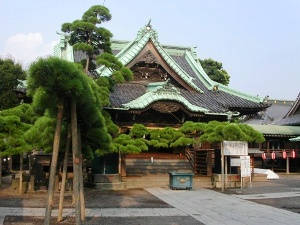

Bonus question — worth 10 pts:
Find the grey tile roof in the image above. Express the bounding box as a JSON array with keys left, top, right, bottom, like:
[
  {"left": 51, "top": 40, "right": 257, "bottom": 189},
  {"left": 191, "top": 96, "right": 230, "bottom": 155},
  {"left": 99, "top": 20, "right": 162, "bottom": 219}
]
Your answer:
[
  {"left": 276, "top": 92, "right": 300, "bottom": 125},
  {"left": 71, "top": 32, "right": 269, "bottom": 115},
  {"left": 172, "top": 55, "right": 268, "bottom": 112},
  {"left": 109, "top": 83, "right": 146, "bottom": 108},
  {"left": 244, "top": 100, "right": 294, "bottom": 125},
  {"left": 244, "top": 93, "right": 300, "bottom": 126},
  {"left": 108, "top": 53, "right": 268, "bottom": 114},
  {"left": 275, "top": 114, "right": 300, "bottom": 126}
]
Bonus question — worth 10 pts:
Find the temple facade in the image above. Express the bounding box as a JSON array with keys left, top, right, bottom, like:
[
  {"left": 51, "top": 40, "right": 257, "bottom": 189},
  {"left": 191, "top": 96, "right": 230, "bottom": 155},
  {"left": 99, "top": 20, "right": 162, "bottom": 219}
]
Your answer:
[
  {"left": 54, "top": 22, "right": 271, "bottom": 179},
  {"left": 55, "top": 22, "right": 269, "bottom": 127}
]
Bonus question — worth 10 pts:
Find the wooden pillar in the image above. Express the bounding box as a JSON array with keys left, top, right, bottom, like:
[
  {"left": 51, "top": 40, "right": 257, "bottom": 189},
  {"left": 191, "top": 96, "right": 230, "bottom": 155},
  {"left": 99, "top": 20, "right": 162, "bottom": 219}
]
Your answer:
[
  {"left": 121, "top": 157, "right": 126, "bottom": 177},
  {"left": 207, "top": 151, "right": 212, "bottom": 177},
  {"left": 286, "top": 156, "right": 290, "bottom": 174}
]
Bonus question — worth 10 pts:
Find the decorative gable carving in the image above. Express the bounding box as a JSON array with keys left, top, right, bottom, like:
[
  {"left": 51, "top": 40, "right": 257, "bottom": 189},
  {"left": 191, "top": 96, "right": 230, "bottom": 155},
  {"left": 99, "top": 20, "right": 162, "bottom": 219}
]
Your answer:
[
  {"left": 131, "top": 51, "right": 169, "bottom": 82},
  {"left": 152, "top": 102, "right": 180, "bottom": 113},
  {"left": 140, "top": 51, "right": 158, "bottom": 64}
]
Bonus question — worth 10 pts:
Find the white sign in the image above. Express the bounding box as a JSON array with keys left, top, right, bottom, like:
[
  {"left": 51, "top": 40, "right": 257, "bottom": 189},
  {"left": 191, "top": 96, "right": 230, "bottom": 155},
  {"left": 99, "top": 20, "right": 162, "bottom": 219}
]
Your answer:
[
  {"left": 240, "top": 156, "right": 251, "bottom": 177},
  {"left": 230, "top": 158, "right": 240, "bottom": 167},
  {"left": 223, "top": 141, "right": 248, "bottom": 156}
]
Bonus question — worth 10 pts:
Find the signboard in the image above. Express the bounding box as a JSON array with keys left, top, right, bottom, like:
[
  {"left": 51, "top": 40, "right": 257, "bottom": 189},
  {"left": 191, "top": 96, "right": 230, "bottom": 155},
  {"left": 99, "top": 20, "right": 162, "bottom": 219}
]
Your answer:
[
  {"left": 230, "top": 157, "right": 240, "bottom": 167},
  {"left": 223, "top": 141, "right": 248, "bottom": 156},
  {"left": 240, "top": 156, "right": 251, "bottom": 177}
]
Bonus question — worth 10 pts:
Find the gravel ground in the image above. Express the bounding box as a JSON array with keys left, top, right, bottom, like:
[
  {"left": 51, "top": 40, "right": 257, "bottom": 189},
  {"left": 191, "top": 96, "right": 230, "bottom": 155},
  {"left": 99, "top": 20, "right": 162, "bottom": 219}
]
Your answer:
[
  {"left": 0, "top": 188, "right": 171, "bottom": 209},
  {"left": 0, "top": 175, "right": 171, "bottom": 209},
  {"left": 2, "top": 173, "right": 300, "bottom": 224},
  {"left": 3, "top": 216, "right": 202, "bottom": 225},
  {"left": 0, "top": 175, "right": 204, "bottom": 224}
]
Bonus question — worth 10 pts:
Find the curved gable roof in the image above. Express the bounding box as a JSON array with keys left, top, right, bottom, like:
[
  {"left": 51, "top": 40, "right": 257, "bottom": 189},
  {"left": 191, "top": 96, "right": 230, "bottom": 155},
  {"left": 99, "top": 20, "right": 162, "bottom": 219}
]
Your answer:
[
  {"left": 54, "top": 22, "right": 269, "bottom": 117},
  {"left": 96, "top": 24, "right": 202, "bottom": 93}
]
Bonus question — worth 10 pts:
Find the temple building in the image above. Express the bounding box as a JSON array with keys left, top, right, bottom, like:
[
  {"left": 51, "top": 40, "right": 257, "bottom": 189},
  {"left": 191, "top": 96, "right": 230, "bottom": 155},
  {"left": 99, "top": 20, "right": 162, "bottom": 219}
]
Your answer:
[
  {"left": 53, "top": 21, "right": 272, "bottom": 182},
  {"left": 55, "top": 21, "right": 269, "bottom": 126}
]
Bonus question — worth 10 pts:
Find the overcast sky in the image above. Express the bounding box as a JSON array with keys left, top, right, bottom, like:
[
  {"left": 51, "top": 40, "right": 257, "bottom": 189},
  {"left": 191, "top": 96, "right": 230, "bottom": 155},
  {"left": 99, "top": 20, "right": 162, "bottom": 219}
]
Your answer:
[{"left": 1, "top": 0, "right": 299, "bottom": 100}]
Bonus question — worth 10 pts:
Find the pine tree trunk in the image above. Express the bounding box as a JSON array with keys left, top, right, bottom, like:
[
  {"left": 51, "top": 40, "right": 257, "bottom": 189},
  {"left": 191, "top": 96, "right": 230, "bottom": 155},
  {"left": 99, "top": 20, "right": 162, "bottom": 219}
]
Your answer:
[
  {"left": 85, "top": 56, "right": 90, "bottom": 75},
  {"left": 44, "top": 103, "right": 64, "bottom": 225},
  {"left": 8, "top": 156, "right": 12, "bottom": 174},
  {"left": 28, "top": 153, "right": 32, "bottom": 175},
  {"left": 78, "top": 129, "right": 85, "bottom": 221},
  {"left": 71, "top": 98, "right": 82, "bottom": 225},
  {"left": 118, "top": 151, "right": 121, "bottom": 174},
  {"left": 19, "top": 154, "right": 23, "bottom": 195},
  {"left": 57, "top": 125, "right": 71, "bottom": 222},
  {"left": 0, "top": 156, "right": 2, "bottom": 188}
]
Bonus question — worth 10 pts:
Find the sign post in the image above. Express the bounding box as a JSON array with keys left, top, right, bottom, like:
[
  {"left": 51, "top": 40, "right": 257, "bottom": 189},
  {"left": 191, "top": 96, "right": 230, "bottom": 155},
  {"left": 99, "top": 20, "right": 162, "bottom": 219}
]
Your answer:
[
  {"left": 221, "top": 142, "right": 225, "bottom": 193},
  {"left": 222, "top": 141, "right": 248, "bottom": 191},
  {"left": 240, "top": 155, "right": 251, "bottom": 188}
]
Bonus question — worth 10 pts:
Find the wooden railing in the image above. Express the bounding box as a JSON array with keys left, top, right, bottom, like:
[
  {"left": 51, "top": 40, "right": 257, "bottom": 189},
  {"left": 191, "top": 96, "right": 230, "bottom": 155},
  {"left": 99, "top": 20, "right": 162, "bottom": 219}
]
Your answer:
[
  {"left": 185, "top": 148, "right": 194, "bottom": 169},
  {"left": 185, "top": 148, "right": 214, "bottom": 176}
]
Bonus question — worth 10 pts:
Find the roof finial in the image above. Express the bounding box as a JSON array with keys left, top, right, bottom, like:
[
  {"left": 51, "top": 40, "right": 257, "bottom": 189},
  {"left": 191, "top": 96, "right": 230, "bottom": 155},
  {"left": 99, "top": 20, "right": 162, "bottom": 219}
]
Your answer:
[{"left": 146, "top": 19, "right": 152, "bottom": 30}]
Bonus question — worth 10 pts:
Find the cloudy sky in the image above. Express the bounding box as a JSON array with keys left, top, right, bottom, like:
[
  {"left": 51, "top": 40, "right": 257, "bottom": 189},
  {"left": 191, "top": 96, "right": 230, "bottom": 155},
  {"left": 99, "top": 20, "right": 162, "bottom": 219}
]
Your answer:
[{"left": 1, "top": 0, "right": 299, "bottom": 100}]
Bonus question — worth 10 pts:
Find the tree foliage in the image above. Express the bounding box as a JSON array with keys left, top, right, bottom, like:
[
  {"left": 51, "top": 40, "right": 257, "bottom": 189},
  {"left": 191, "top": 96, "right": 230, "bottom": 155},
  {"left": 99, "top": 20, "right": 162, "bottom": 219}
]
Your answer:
[
  {"left": 129, "top": 123, "right": 149, "bottom": 139},
  {"left": 27, "top": 57, "right": 111, "bottom": 158},
  {"left": 109, "top": 134, "right": 148, "bottom": 154},
  {"left": 62, "top": 5, "right": 112, "bottom": 53},
  {"left": 0, "top": 58, "right": 27, "bottom": 110},
  {"left": 147, "top": 127, "right": 194, "bottom": 149},
  {"left": 0, "top": 104, "right": 34, "bottom": 157},
  {"left": 199, "top": 58, "right": 230, "bottom": 85},
  {"left": 198, "top": 121, "right": 265, "bottom": 143},
  {"left": 61, "top": 5, "right": 112, "bottom": 74},
  {"left": 96, "top": 53, "right": 133, "bottom": 83},
  {"left": 24, "top": 115, "right": 57, "bottom": 153},
  {"left": 179, "top": 121, "right": 206, "bottom": 134}
]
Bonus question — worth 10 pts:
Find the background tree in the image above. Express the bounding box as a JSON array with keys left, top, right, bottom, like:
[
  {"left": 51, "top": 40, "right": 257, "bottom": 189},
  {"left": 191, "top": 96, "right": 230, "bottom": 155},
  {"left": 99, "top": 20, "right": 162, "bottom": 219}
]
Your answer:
[
  {"left": 199, "top": 58, "right": 230, "bottom": 85},
  {"left": 0, "top": 58, "right": 27, "bottom": 110},
  {"left": 61, "top": 5, "right": 112, "bottom": 74},
  {"left": 61, "top": 5, "right": 133, "bottom": 87},
  {"left": 0, "top": 104, "right": 33, "bottom": 191}
]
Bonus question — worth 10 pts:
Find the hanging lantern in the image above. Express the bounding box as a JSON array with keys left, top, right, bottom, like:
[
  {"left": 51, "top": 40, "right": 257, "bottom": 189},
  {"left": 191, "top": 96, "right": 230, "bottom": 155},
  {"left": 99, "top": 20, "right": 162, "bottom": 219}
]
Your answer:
[
  {"left": 282, "top": 150, "right": 287, "bottom": 159},
  {"left": 292, "top": 149, "right": 296, "bottom": 158},
  {"left": 271, "top": 151, "right": 276, "bottom": 160},
  {"left": 262, "top": 153, "right": 266, "bottom": 160}
]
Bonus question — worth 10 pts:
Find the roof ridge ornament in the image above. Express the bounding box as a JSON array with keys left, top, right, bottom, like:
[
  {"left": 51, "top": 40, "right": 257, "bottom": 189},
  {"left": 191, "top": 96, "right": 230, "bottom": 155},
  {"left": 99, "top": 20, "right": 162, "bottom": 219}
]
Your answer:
[
  {"left": 154, "top": 78, "right": 180, "bottom": 94},
  {"left": 136, "top": 19, "right": 158, "bottom": 41},
  {"left": 146, "top": 19, "right": 152, "bottom": 30}
]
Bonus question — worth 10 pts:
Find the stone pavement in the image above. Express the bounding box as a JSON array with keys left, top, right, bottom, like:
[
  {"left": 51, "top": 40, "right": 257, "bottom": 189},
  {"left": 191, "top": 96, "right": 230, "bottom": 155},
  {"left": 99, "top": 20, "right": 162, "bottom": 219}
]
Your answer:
[{"left": 1, "top": 187, "right": 300, "bottom": 225}]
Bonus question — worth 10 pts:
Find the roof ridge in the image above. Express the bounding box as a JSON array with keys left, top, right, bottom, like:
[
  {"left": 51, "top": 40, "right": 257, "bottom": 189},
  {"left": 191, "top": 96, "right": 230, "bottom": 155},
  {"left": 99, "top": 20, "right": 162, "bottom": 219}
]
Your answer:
[{"left": 284, "top": 92, "right": 300, "bottom": 118}]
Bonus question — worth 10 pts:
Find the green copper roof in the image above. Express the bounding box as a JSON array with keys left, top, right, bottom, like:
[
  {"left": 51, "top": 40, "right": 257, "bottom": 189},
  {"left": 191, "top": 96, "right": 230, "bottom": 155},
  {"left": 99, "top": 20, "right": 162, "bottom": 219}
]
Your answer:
[
  {"left": 54, "top": 33, "right": 74, "bottom": 62},
  {"left": 185, "top": 52, "right": 215, "bottom": 90},
  {"left": 249, "top": 124, "right": 300, "bottom": 136},
  {"left": 290, "top": 136, "right": 300, "bottom": 141},
  {"left": 123, "top": 90, "right": 209, "bottom": 113},
  {"left": 54, "top": 22, "right": 267, "bottom": 108},
  {"left": 96, "top": 23, "right": 202, "bottom": 93},
  {"left": 123, "top": 79, "right": 207, "bottom": 112},
  {"left": 122, "top": 79, "right": 235, "bottom": 116}
]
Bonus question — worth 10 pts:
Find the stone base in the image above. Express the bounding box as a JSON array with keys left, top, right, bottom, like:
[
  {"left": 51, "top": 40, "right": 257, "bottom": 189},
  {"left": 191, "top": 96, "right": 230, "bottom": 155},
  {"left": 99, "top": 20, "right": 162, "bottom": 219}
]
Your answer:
[
  {"left": 93, "top": 174, "right": 121, "bottom": 183},
  {"left": 212, "top": 174, "right": 252, "bottom": 189},
  {"left": 85, "top": 174, "right": 125, "bottom": 190}
]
